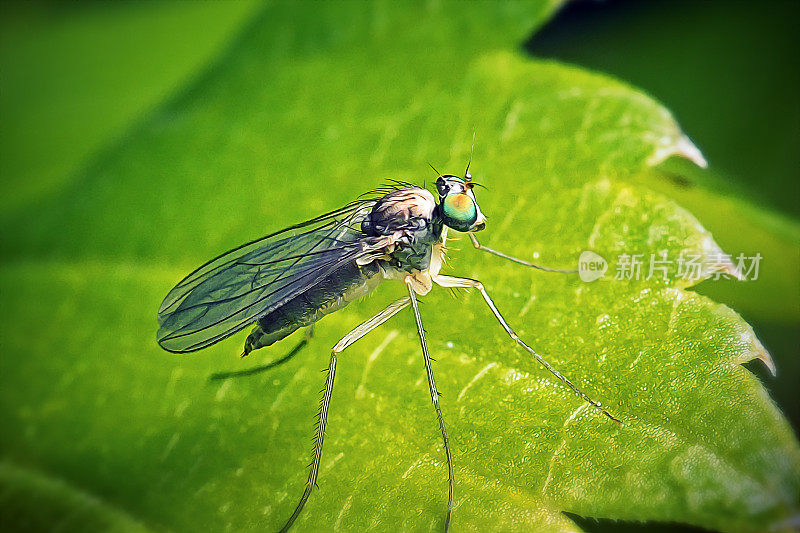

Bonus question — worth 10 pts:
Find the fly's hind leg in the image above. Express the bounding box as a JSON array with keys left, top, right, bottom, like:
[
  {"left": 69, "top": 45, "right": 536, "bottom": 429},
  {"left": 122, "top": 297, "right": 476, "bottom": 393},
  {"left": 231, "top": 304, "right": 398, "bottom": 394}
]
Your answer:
[
  {"left": 209, "top": 326, "right": 315, "bottom": 381},
  {"left": 279, "top": 297, "right": 410, "bottom": 532},
  {"left": 433, "top": 274, "right": 621, "bottom": 425},
  {"left": 468, "top": 233, "right": 577, "bottom": 273}
]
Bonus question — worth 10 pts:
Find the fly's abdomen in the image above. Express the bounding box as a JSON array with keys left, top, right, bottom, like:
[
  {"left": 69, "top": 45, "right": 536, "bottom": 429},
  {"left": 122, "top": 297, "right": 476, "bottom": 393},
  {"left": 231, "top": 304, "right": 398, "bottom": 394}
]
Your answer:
[{"left": 243, "top": 261, "right": 381, "bottom": 355}]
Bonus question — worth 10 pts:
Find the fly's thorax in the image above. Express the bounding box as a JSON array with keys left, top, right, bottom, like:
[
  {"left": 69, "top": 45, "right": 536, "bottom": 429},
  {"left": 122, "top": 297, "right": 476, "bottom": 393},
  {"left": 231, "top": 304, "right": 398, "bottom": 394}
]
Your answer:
[
  {"left": 383, "top": 217, "right": 443, "bottom": 272},
  {"left": 379, "top": 226, "right": 446, "bottom": 295},
  {"left": 361, "top": 187, "right": 437, "bottom": 236},
  {"left": 362, "top": 187, "right": 443, "bottom": 274}
]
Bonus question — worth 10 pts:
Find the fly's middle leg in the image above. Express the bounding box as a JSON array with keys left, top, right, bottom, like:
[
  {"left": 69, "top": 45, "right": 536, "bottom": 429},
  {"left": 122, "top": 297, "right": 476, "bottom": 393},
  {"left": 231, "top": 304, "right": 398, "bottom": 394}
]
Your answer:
[
  {"left": 433, "top": 274, "right": 621, "bottom": 425},
  {"left": 405, "top": 280, "right": 454, "bottom": 532},
  {"left": 279, "top": 297, "right": 410, "bottom": 532}
]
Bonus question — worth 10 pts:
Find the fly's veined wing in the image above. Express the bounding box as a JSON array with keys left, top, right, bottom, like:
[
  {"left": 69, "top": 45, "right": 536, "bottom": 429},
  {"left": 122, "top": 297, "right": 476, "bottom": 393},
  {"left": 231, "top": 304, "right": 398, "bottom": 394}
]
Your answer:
[{"left": 157, "top": 200, "right": 380, "bottom": 353}]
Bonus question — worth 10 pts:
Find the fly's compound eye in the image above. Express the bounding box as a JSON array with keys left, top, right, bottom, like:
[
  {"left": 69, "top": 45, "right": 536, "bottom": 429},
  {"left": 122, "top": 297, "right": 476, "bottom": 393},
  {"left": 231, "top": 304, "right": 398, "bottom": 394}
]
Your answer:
[
  {"left": 442, "top": 193, "right": 478, "bottom": 231},
  {"left": 436, "top": 177, "right": 449, "bottom": 197}
]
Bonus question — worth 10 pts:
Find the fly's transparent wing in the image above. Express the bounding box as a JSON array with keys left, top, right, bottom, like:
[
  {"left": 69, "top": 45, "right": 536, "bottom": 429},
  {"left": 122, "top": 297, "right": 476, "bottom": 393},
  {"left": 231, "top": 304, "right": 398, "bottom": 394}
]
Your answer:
[{"left": 157, "top": 200, "right": 379, "bottom": 353}]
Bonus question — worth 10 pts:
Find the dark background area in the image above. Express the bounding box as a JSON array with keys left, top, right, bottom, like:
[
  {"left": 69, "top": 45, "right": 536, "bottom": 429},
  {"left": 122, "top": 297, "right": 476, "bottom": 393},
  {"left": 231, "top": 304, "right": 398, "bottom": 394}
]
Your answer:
[{"left": 527, "top": 0, "right": 800, "bottom": 217}]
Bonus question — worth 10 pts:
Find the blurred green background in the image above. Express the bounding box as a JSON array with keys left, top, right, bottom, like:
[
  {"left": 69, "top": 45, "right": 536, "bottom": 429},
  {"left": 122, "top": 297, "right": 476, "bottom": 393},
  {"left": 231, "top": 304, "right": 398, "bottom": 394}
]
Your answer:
[{"left": 1, "top": 1, "right": 798, "bottom": 532}]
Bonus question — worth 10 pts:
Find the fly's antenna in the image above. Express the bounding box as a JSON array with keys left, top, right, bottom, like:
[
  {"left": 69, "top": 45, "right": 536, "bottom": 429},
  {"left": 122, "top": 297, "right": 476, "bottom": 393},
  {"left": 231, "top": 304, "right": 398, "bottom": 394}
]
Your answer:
[
  {"left": 428, "top": 162, "right": 442, "bottom": 177},
  {"left": 464, "top": 130, "right": 476, "bottom": 182}
]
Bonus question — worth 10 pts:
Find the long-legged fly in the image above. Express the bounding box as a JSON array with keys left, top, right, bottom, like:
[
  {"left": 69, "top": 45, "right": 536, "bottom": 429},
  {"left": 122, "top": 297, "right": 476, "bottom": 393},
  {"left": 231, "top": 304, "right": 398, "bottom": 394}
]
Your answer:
[{"left": 157, "top": 156, "right": 620, "bottom": 532}]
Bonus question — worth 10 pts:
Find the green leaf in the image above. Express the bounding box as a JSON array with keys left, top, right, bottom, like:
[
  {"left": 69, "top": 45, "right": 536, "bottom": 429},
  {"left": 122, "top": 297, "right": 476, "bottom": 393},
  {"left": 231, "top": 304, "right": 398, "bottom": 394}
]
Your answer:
[
  {"left": 1, "top": 2, "right": 797, "bottom": 532},
  {"left": 632, "top": 160, "right": 800, "bottom": 324}
]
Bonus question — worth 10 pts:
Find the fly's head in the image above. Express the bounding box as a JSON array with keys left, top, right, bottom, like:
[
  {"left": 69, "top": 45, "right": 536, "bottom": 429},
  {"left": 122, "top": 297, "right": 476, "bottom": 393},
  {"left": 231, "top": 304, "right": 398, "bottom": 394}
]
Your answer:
[{"left": 435, "top": 173, "right": 486, "bottom": 232}]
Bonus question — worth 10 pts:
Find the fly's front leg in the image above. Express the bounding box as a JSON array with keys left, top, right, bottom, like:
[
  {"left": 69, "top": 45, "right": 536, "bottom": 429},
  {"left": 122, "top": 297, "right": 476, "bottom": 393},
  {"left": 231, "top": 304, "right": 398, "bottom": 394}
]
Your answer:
[
  {"left": 405, "top": 280, "right": 454, "bottom": 532},
  {"left": 279, "top": 298, "right": 410, "bottom": 532},
  {"left": 468, "top": 233, "right": 577, "bottom": 273},
  {"left": 433, "top": 274, "right": 621, "bottom": 425}
]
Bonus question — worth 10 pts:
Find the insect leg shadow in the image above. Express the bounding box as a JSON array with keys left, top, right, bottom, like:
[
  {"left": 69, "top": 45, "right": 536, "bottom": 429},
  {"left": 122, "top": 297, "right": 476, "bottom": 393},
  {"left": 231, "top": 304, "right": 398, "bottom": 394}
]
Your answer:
[{"left": 209, "top": 327, "right": 315, "bottom": 381}]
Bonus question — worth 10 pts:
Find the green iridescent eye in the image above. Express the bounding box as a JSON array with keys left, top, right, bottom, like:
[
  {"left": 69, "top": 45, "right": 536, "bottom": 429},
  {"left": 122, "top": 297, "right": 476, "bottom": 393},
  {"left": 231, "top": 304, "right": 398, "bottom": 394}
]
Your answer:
[{"left": 443, "top": 193, "right": 477, "bottom": 230}]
